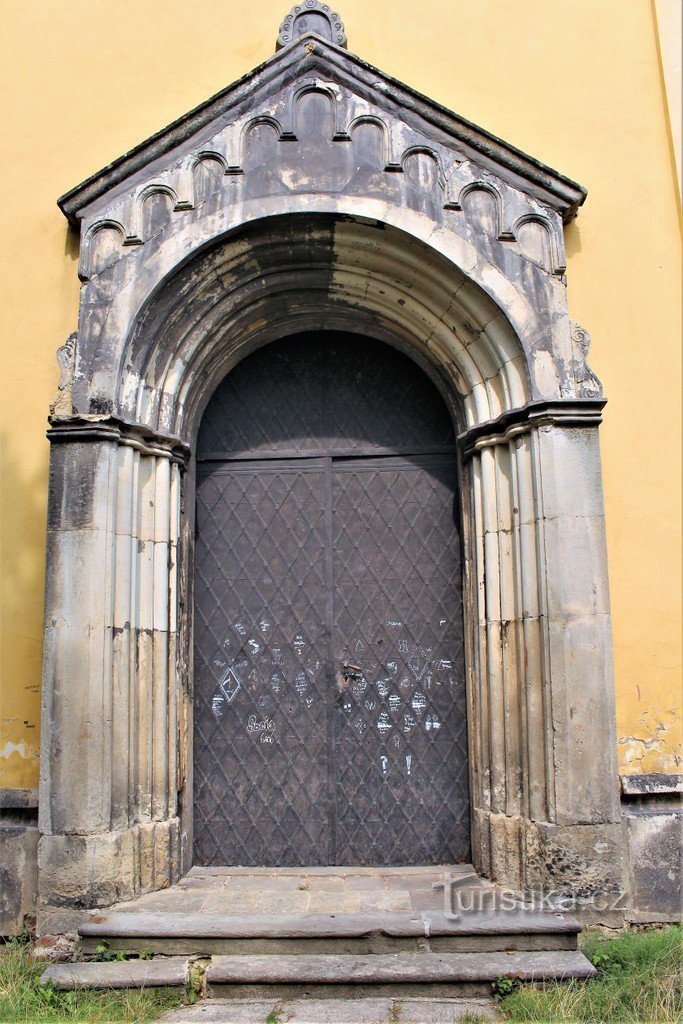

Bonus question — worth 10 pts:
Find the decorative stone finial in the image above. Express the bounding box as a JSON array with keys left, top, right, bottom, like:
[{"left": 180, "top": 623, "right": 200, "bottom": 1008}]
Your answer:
[{"left": 276, "top": 2, "right": 347, "bottom": 51}]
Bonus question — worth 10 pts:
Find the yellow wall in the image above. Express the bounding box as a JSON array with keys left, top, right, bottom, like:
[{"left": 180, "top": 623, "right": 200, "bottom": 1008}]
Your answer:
[{"left": 0, "top": 0, "right": 680, "bottom": 790}]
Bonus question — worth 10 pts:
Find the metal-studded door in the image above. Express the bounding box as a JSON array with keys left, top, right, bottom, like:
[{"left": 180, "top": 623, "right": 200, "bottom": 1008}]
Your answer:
[{"left": 193, "top": 333, "right": 469, "bottom": 866}]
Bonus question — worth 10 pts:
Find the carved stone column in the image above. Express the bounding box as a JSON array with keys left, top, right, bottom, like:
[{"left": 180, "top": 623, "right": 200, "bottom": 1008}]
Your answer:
[
  {"left": 462, "top": 402, "right": 623, "bottom": 911},
  {"left": 38, "top": 420, "right": 187, "bottom": 933}
]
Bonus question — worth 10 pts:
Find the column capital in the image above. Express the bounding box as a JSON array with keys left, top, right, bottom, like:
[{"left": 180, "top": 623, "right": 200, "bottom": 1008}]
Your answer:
[
  {"left": 47, "top": 415, "right": 190, "bottom": 466},
  {"left": 459, "top": 398, "right": 607, "bottom": 459}
]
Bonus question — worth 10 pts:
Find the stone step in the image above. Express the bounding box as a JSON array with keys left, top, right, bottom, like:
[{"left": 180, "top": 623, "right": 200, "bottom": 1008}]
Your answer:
[
  {"left": 156, "top": 995, "right": 501, "bottom": 1022},
  {"left": 79, "top": 909, "right": 580, "bottom": 956},
  {"left": 40, "top": 957, "right": 190, "bottom": 990},
  {"left": 206, "top": 950, "right": 596, "bottom": 999},
  {"left": 42, "top": 947, "right": 594, "bottom": 1005}
]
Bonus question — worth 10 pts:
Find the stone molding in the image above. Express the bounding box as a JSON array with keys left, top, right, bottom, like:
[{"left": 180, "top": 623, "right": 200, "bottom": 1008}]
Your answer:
[
  {"left": 620, "top": 773, "right": 683, "bottom": 798},
  {"left": 57, "top": 37, "right": 585, "bottom": 230},
  {"left": 71, "top": 69, "right": 574, "bottom": 284},
  {"left": 0, "top": 788, "right": 39, "bottom": 810}
]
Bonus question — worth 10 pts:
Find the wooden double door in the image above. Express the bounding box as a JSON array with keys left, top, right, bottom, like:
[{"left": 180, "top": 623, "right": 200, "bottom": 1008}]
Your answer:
[{"left": 193, "top": 332, "right": 470, "bottom": 866}]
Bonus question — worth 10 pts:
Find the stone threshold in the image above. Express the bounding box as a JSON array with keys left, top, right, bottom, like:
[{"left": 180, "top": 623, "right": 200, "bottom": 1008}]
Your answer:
[{"left": 80, "top": 909, "right": 581, "bottom": 940}]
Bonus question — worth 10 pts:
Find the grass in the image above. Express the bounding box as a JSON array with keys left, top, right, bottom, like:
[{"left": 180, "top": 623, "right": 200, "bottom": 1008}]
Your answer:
[
  {"left": 0, "top": 939, "right": 182, "bottom": 1024},
  {"left": 499, "top": 925, "right": 682, "bottom": 1023}
]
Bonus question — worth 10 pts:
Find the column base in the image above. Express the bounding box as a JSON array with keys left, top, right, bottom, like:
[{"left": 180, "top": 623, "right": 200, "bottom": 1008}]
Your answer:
[
  {"left": 37, "top": 817, "right": 181, "bottom": 935},
  {"left": 473, "top": 808, "right": 625, "bottom": 925}
]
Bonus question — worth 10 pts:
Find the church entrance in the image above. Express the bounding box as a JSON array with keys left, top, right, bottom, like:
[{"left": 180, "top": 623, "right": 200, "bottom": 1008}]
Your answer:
[{"left": 192, "top": 332, "right": 470, "bottom": 866}]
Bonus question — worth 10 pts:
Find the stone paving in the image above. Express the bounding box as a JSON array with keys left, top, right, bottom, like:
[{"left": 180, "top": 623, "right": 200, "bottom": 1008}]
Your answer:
[
  {"left": 109, "top": 865, "right": 487, "bottom": 918},
  {"left": 158, "top": 995, "right": 500, "bottom": 1023}
]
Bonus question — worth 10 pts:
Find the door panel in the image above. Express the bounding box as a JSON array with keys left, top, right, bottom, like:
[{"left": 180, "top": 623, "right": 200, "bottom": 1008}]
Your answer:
[
  {"left": 332, "top": 456, "right": 469, "bottom": 864},
  {"left": 197, "top": 332, "right": 455, "bottom": 459},
  {"left": 193, "top": 460, "right": 332, "bottom": 866}
]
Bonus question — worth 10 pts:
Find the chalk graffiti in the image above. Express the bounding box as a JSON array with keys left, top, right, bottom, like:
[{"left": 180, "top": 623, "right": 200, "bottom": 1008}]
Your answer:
[
  {"left": 351, "top": 677, "right": 367, "bottom": 698},
  {"left": 247, "top": 714, "right": 275, "bottom": 744},
  {"left": 411, "top": 692, "right": 427, "bottom": 716},
  {"left": 409, "top": 654, "right": 425, "bottom": 678},
  {"left": 377, "top": 712, "right": 391, "bottom": 734},
  {"left": 219, "top": 665, "right": 242, "bottom": 704}
]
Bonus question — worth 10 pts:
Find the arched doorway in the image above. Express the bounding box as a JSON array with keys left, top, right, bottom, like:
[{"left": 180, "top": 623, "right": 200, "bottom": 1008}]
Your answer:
[{"left": 192, "top": 331, "right": 470, "bottom": 866}]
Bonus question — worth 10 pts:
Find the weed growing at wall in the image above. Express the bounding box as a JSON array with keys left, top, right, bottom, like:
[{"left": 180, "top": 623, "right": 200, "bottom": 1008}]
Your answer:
[
  {"left": 0, "top": 939, "right": 181, "bottom": 1023},
  {"left": 500, "top": 925, "right": 682, "bottom": 1023}
]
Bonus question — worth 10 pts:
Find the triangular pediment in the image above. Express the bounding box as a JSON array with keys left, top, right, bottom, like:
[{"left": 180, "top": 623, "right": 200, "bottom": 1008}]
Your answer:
[{"left": 59, "top": 34, "right": 585, "bottom": 229}]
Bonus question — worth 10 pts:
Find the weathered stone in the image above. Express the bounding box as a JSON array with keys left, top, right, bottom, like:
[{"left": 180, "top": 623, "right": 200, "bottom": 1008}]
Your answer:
[
  {"left": 37, "top": 818, "right": 180, "bottom": 935},
  {"left": 78, "top": 906, "right": 581, "bottom": 941},
  {"left": 31, "top": 934, "right": 78, "bottom": 963},
  {"left": 205, "top": 949, "right": 595, "bottom": 985},
  {"left": 41, "top": 957, "right": 189, "bottom": 989},
  {"left": 621, "top": 773, "right": 682, "bottom": 923},
  {"left": 0, "top": 817, "right": 38, "bottom": 935},
  {"left": 157, "top": 996, "right": 500, "bottom": 1023}
]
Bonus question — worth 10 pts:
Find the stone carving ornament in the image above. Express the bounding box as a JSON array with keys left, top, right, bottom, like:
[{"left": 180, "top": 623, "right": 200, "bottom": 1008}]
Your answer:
[{"left": 276, "top": 1, "right": 347, "bottom": 50}]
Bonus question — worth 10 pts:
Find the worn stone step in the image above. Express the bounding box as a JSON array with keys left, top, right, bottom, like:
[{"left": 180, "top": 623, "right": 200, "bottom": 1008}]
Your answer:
[
  {"left": 79, "top": 909, "right": 580, "bottom": 955},
  {"left": 40, "top": 957, "right": 190, "bottom": 990},
  {"left": 156, "top": 995, "right": 501, "bottom": 1022},
  {"left": 206, "top": 949, "right": 595, "bottom": 999}
]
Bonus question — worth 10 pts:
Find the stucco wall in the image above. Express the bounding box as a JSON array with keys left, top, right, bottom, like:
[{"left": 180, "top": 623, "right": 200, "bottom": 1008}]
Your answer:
[{"left": 0, "top": 0, "right": 680, "bottom": 791}]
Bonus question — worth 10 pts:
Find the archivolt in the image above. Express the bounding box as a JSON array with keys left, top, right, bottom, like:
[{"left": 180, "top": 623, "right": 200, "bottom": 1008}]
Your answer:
[{"left": 119, "top": 213, "right": 530, "bottom": 446}]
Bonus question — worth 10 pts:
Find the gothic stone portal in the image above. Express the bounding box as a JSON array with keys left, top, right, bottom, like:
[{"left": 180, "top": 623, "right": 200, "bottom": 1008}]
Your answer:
[
  {"left": 39, "top": 17, "right": 624, "bottom": 931},
  {"left": 193, "top": 333, "right": 470, "bottom": 867}
]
